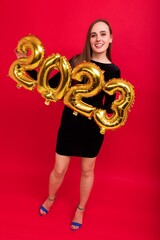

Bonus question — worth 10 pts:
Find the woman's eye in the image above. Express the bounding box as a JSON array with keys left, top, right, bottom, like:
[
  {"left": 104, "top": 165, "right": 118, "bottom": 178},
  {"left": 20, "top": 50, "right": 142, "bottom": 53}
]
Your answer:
[{"left": 91, "top": 34, "right": 96, "bottom": 38}]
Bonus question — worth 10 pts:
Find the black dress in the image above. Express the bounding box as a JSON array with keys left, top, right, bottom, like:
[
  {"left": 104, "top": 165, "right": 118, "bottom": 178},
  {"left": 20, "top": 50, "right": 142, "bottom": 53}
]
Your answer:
[
  {"left": 28, "top": 60, "right": 120, "bottom": 158},
  {"left": 55, "top": 60, "right": 120, "bottom": 157}
]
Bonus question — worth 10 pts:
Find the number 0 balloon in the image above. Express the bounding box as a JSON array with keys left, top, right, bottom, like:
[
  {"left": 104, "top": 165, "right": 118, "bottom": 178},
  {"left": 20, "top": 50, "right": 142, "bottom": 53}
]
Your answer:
[{"left": 37, "top": 53, "right": 72, "bottom": 105}]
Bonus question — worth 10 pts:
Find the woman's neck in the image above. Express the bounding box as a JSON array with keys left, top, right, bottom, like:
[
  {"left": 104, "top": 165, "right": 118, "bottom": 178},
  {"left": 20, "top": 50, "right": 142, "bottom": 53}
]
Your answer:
[{"left": 91, "top": 53, "right": 111, "bottom": 64}]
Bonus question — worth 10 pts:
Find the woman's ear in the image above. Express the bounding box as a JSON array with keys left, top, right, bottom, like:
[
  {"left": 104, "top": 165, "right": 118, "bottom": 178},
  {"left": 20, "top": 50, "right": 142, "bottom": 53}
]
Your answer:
[{"left": 109, "top": 34, "right": 113, "bottom": 43}]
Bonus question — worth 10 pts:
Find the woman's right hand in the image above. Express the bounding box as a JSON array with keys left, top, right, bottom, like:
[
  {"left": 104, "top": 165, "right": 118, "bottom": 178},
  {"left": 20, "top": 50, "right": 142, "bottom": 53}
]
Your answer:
[{"left": 14, "top": 49, "right": 27, "bottom": 59}]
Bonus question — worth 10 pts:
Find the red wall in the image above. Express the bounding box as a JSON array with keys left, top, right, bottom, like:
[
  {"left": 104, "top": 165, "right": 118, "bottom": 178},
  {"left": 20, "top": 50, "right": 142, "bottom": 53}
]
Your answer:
[{"left": 0, "top": 0, "right": 159, "bottom": 239}]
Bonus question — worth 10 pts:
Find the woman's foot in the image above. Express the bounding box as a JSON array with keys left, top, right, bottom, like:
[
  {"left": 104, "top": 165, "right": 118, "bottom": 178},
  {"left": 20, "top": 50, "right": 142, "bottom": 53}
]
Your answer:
[
  {"left": 70, "top": 205, "right": 85, "bottom": 231},
  {"left": 39, "top": 196, "right": 56, "bottom": 216}
]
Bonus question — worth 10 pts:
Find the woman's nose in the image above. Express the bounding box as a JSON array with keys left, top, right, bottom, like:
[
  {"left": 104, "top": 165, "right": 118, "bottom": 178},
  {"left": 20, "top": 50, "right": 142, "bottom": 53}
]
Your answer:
[{"left": 96, "top": 35, "right": 101, "bottom": 41}]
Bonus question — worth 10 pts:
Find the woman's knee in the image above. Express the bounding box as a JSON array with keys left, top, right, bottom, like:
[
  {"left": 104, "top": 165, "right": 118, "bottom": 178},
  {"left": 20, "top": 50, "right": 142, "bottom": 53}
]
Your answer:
[
  {"left": 52, "top": 154, "right": 70, "bottom": 178},
  {"left": 51, "top": 167, "right": 67, "bottom": 178},
  {"left": 81, "top": 167, "right": 94, "bottom": 178},
  {"left": 81, "top": 157, "right": 96, "bottom": 177}
]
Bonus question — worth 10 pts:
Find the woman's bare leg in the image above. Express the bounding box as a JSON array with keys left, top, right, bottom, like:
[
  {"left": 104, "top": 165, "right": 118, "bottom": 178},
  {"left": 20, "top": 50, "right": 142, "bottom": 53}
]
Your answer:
[
  {"left": 40, "top": 153, "right": 71, "bottom": 215},
  {"left": 71, "top": 157, "right": 96, "bottom": 229}
]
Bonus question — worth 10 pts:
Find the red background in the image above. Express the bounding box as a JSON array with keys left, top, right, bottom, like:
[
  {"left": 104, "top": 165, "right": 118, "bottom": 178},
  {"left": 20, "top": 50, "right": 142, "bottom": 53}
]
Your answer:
[{"left": 0, "top": 0, "right": 159, "bottom": 240}]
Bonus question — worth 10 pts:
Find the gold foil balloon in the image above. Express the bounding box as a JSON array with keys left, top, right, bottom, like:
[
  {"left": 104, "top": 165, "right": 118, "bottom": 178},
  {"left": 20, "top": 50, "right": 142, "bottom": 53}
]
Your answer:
[
  {"left": 37, "top": 53, "right": 72, "bottom": 105},
  {"left": 93, "top": 78, "right": 135, "bottom": 134},
  {"left": 8, "top": 34, "right": 45, "bottom": 90},
  {"left": 63, "top": 61, "right": 104, "bottom": 119}
]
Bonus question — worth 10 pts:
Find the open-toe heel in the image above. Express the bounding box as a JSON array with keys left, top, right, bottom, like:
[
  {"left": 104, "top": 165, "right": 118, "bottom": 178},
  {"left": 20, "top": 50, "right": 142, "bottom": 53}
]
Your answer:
[
  {"left": 70, "top": 205, "right": 85, "bottom": 231},
  {"left": 39, "top": 196, "right": 56, "bottom": 216}
]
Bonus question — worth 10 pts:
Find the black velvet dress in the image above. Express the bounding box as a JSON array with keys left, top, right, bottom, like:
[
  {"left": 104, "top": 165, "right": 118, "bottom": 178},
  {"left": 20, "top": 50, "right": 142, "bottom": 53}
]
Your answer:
[
  {"left": 28, "top": 60, "right": 120, "bottom": 158},
  {"left": 55, "top": 60, "right": 120, "bottom": 157}
]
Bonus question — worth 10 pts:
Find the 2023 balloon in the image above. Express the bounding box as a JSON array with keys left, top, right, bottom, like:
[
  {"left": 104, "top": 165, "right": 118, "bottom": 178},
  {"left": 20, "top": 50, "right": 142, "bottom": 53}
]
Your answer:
[{"left": 9, "top": 35, "right": 135, "bottom": 134}]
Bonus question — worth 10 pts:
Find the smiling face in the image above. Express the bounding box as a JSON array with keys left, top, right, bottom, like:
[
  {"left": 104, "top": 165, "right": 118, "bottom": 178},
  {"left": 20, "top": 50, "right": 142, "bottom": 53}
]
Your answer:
[{"left": 90, "top": 21, "right": 112, "bottom": 58}]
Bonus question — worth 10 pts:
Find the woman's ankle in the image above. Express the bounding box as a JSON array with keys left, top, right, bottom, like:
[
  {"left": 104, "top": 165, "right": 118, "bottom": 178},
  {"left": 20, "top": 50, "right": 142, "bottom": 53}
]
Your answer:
[
  {"left": 77, "top": 204, "right": 85, "bottom": 211},
  {"left": 48, "top": 195, "right": 56, "bottom": 202}
]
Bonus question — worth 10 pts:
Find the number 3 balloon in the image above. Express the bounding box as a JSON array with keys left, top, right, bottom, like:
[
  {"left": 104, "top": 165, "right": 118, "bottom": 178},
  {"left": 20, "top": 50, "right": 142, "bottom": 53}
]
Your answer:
[{"left": 93, "top": 78, "right": 135, "bottom": 134}]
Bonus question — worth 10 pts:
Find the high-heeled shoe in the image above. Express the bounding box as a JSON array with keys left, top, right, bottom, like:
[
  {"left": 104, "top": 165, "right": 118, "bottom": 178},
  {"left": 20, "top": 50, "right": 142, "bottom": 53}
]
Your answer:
[
  {"left": 39, "top": 196, "right": 56, "bottom": 216},
  {"left": 70, "top": 205, "right": 85, "bottom": 231}
]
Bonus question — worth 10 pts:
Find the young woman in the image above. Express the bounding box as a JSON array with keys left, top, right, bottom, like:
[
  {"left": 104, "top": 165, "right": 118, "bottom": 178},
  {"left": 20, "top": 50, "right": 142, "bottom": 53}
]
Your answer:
[{"left": 16, "top": 19, "right": 120, "bottom": 231}]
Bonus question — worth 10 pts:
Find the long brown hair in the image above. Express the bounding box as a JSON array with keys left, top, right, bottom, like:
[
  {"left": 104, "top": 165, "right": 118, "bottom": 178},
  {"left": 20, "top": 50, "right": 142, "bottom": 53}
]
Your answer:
[{"left": 71, "top": 19, "right": 113, "bottom": 67}]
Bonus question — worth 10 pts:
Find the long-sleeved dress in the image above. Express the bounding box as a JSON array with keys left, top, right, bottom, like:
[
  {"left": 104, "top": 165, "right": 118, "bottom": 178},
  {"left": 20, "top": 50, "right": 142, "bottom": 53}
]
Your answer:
[{"left": 54, "top": 60, "right": 120, "bottom": 158}]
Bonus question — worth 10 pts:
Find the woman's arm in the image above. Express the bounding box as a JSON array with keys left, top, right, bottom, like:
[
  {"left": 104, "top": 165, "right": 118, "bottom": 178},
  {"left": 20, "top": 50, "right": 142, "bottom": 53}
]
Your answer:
[
  {"left": 15, "top": 50, "right": 61, "bottom": 88},
  {"left": 27, "top": 70, "right": 60, "bottom": 88}
]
